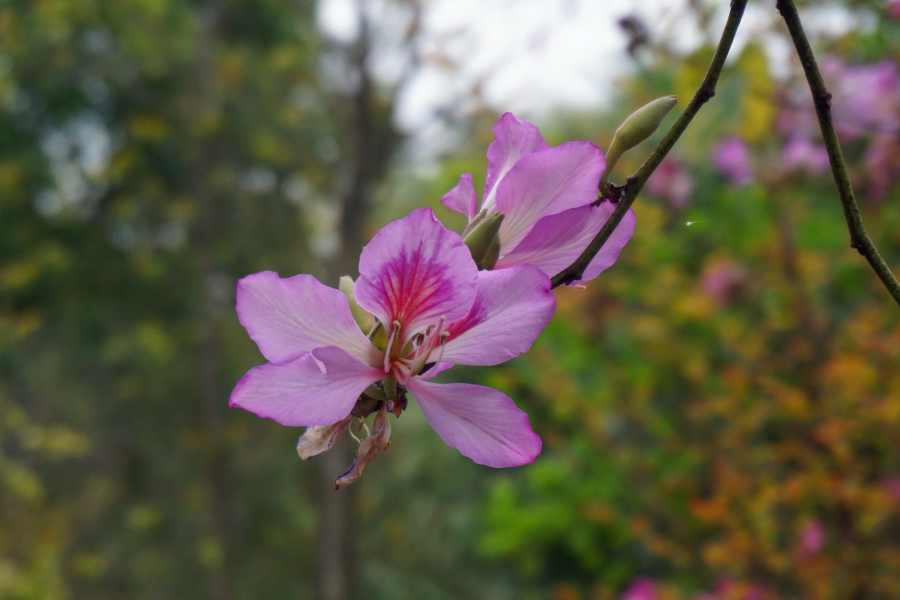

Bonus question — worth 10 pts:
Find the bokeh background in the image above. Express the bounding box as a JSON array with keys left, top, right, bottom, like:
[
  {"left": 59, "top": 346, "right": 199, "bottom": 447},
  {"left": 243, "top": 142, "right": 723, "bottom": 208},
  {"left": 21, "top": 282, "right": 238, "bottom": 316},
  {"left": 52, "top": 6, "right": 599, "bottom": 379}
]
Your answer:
[{"left": 3, "top": 0, "right": 900, "bottom": 598}]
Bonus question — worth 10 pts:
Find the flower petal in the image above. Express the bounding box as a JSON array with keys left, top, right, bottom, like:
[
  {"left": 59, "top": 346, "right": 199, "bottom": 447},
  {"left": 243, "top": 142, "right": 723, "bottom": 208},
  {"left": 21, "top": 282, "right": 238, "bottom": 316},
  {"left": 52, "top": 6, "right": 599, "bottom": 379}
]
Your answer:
[
  {"left": 355, "top": 208, "right": 478, "bottom": 341},
  {"left": 441, "top": 265, "right": 555, "bottom": 366},
  {"left": 483, "top": 113, "right": 549, "bottom": 211},
  {"left": 495, "top": 141, "right": 605, "bottom": 253},
  {"left": 495, "top": 203, "right": 636, "bottom": 282},
  {"left": 406, "top": 379, "right": 542, "bottom": 468},
  {"left": 229, "top": 346, "right": 383, "bottom": 427},
  {"left": 236, "top": 271, "right": 378, "bottom": 366},
  {"left": 440, "top": 174, "right": 478, "bottom": 221}
]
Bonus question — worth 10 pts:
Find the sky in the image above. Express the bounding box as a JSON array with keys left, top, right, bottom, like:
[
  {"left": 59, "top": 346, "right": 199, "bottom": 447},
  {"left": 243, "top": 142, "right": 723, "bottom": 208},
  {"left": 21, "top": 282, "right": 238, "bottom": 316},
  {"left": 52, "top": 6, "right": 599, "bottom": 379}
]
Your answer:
[{"left": 316, "top": 0, "right": 873, "bottom": 134}]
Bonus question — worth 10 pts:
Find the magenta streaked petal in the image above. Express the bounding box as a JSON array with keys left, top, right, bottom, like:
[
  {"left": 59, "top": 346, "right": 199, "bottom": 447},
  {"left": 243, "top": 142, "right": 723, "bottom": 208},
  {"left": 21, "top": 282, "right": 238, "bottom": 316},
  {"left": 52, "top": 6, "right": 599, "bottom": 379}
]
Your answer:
[
  {"left": 441, "top": 265, "right": 555, "bottom": 366},
  {"left": 495, "top": 141, "right": 605, "bottom": 253},
  {"left": 496, "top": 203, "right": 635, "bottom": 282},
  {"left": 483, "top": 113, "right": 549, "bottom": 210},
  {"left": 440, "top": 174, "right": 478, "bottom": 221},
  {"left": 355, "top": 208, "right": 478, "bottom": 340},
  {"left": 406, "top": 378, "right": 542, "bottom": 467},
  {"left": 236, "top": 271, "right": 379, "bottom": 366},
  {"left": 229, "top": 346, "right": 383, "bottom": 427}
]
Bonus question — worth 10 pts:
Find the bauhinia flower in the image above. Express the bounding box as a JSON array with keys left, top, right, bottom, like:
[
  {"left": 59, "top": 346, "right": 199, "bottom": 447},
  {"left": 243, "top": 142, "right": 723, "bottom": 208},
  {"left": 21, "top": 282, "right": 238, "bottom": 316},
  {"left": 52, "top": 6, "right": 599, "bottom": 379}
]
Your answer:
[
  {"left": 230, "top": 208, "right": 555, "bottom": 487},
  {"left": 440, "top": 112, "right": 636, "bottom": 283}
]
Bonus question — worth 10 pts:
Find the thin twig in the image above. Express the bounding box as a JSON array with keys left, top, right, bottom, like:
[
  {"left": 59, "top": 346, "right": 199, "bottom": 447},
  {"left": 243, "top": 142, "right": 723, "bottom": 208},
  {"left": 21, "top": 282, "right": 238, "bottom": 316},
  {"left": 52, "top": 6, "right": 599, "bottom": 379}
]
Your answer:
[
  {"left": 550, "top": 0, "right": 749, "bottom": 288},
  {"left": 776, "top": 0, "right": 900, "bottom": 307}
]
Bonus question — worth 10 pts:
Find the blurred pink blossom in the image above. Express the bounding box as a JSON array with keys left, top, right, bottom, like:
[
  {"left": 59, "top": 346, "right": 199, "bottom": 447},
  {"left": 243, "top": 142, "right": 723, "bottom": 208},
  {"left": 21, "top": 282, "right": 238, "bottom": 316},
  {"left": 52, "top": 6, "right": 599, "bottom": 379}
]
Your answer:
[
  {"left": 821, "top": 58, "right": 900, "bottom": 140},
  {"left": 621, "top": 577, "right": 656, "bottom": 600},
  {"left": 891, "top": 1, "right": 900, "bottom": 18},
  {"left": 885, "top": 477, "right": 900, "bottom": 500},
  {"left": 863, "top": 135, "right": 900, "bottom": 201},
  {"left": 702, "top": 259, "right": 748, "bottom": 305},
  {"left": 646, "top": 158, "right": 695, "bottom": 208},
  {"left": 797, "top": 520, "right": 826, "bottom": 558},
  {"left": 713, "top": 138, "right": 754, "bottom": 186},
  {"left": 781, "top": 137, "right": 830, "bottom": 175}
]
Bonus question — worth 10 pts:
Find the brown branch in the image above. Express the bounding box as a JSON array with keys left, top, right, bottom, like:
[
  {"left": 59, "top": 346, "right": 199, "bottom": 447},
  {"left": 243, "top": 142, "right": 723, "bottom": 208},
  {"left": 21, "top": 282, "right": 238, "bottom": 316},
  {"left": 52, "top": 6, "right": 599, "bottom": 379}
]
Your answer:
[
  {"left": 776, "top": 0, "right": 900, "bottom": 307},
  {"left": 550, "top": 0, "right": 749, "bottom": 288}
]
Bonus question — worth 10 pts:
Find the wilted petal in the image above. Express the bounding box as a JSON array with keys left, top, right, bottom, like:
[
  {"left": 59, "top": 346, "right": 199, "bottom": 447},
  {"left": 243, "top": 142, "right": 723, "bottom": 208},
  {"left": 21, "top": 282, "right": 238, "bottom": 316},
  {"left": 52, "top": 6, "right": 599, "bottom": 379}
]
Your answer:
[
  {"left": 483, "top": 112, "right": 549, "bottom": 209},
  {"left": 406, "top": 379, "right": 541, "bottom": 467},
  {"left": 335, "top": 406, "right": 391, "bottom": 489},
  {"left": 229, "top": 346, "right": 383, "bottom": 427},
  {"left": 496, "top": 204, "right": 636, "bottom": 282},
  {"left": 296, "top": 415, "right": 354, "bottom": 460},
  {"left": 440, "top": 174, "right": 478, "bottom": 221},
  {"left": 442, "top": 265, "right": 555, "bottom": 366},
  {"left": 355, "top": 208, "right": 477, "bottom": 341},
  {"left": 236, "top": 271, "right": 378, "bottom": 366},
  {"left": 495, "top": 141, "right": 605, "bottom": 253}
]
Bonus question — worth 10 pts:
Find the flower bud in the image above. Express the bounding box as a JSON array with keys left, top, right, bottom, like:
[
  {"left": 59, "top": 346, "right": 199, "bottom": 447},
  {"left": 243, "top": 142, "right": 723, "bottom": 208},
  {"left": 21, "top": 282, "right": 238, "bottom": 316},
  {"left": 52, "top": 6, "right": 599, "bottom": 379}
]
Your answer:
[
  {"left": 339, "top": 275, "right": 376, "bottom": 333},
  {"left": 602, "top": 95, "right": 678, "bottom": 184},
  {"left": 462, "top": 212, "right": 504, "bottom": 266},
  {"left": 478, "top": 236, "right": 501, "bottom": 270}
]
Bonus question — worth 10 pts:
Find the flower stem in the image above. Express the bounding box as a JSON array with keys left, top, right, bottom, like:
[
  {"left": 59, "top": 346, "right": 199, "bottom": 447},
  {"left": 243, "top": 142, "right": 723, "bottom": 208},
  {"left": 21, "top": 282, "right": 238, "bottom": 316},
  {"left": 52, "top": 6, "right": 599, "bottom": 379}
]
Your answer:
[
  {"left": 775, "top": 0, "right": 900, "bottom": 307},
  {"left": 551, "top": 0, "right": 749, "bottom": 289}
]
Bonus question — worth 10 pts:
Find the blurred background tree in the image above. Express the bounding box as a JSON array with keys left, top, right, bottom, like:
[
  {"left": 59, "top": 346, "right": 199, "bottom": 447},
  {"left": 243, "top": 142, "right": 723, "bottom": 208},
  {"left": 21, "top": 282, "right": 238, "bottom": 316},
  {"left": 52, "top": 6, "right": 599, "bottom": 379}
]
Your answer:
[{"left": 2, "top": 1, "right": 900, "bottom": 600}]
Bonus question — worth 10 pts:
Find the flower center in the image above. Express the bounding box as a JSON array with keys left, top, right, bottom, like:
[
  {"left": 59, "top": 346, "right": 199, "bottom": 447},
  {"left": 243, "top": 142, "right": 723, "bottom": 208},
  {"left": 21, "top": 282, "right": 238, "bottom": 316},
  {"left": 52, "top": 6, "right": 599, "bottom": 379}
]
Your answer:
[{"left": 386, "top": 316, "right": 448, "bottom": 383}]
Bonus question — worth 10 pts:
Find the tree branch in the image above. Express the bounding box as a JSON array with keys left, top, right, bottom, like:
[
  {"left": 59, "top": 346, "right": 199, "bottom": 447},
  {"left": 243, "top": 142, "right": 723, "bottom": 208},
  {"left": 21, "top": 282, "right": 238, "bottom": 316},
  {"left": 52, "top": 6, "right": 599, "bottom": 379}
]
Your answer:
[
  {"left": 550, "top": 0, "right": 749, "bottom": 289},
  {"left": 775, "top": 0, "right": 900, "bottom": 307}
]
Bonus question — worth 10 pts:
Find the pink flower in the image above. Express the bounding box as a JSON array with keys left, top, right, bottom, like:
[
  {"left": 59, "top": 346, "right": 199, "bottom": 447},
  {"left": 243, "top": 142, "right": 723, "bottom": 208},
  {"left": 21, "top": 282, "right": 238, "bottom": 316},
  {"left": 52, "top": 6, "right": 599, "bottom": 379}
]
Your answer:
[
  {"left": 230, "top": 208, "right": 554, "bottom": 474},
  {"left": 646, "top": 158, "right": 695, "bottom": 208},
  {"left": 441, "top": 113, "right": 636, "bottom": 283},
  {"left": 621, "top": 577, "right": 656, "bottom": 600},
  {"left": 702, "top": 259, "right": 748, "bottom": 305},
  {"left": 891, "top": 1, "right": 900, "bottom": 19},
  {"left": 884, "top": 477, "right": 900, "bottom": 500},
  {"left": 797, "top": 520, "right": 826, "bottom": 558},
  {"left": 712, "top": 137, "right": 754, "bottom": 186},
  {"left": 822, "top": 58, "right": 900, "bottom": 140},
  {"left": 781, "top": 137, "right": 830, "bottom": 175}
]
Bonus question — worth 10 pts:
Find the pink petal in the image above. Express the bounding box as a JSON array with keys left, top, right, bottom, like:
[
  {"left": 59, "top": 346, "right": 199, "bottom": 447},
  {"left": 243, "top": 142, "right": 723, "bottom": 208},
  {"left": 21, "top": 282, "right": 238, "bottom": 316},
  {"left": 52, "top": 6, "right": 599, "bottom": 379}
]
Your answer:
[
  {"left": 405, "top": 378, "right": 542, "bottom": 467},
  {"left": 229, "top": 346, "right": 383, "bottom": 427},
  {"left": 355, "top": 208, "right": 478, "bottom": 341},
  {"left": 483, "top": 113, "right": 549, "bottom": 209},
  {"left": 496, "top": 203, "right": 636, "bottom": 282},
  {"left": 441, "top": 265, "right": 555, "bottom": 366},
  {"left": 495, "top": 141, "right": 605, "bottom": 254},
  {"left": 440, "top": 174, "right": 478, "bottom": 221},
  {"left": 236, "top": 271, "right": 378, "bottom": 366}
]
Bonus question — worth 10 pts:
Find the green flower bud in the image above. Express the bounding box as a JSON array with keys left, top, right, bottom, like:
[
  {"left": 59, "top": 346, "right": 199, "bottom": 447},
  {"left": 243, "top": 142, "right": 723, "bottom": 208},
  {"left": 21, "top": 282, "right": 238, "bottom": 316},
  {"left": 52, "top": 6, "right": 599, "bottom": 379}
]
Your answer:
[
  {"left": 601, "top": 95, "right": 678, "bottom": 184},
  {"left": 339, "top": 276, "right": 376, "bottom": 334},
  {"left": 462, "top": 212, "right": 504, "bottom": 266},
  {"left": 478, "top": 236, "right": 501, "bottom": 271}
]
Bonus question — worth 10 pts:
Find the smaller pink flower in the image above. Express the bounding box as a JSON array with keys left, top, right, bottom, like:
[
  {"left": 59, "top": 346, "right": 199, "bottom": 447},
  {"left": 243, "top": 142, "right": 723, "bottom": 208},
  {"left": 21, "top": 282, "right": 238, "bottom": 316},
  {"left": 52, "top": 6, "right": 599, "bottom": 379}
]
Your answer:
[
  {"left": 797, "top": 519, "right": 826, "bottom": 558},
  {"left": 713, "top": 137, "right": 753, "bottom": 187},
  {"left": 621, "top": 577, "right": 656, "bottom": 600},
  {"left": 702, "top": 259, "right": 748, "bottom": 305},
  {"left": 884, "top": 477, "right": 900, "bottom": 500},
  {"left": 891, "top": 1, "right": 900, "bottom": 19},
  {"left": 646, "top": 158, "right": 694, "bottom": 208},
  {"left": 441, "top": 113, "right": 636, "bottom": 283},
  {"left": 781, "top": 137, "right": 830, "bottom": 175}
]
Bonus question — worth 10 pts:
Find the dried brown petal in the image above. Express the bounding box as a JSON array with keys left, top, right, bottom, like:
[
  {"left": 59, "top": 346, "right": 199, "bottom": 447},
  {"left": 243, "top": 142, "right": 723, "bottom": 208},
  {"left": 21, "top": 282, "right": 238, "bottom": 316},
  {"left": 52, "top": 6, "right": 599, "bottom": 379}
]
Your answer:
[
  {"left": 334, "top": 406, "right": 391, "bottom": 489},
  {"left": 296, "top": 415, "right": 353, "bottom": 460}
]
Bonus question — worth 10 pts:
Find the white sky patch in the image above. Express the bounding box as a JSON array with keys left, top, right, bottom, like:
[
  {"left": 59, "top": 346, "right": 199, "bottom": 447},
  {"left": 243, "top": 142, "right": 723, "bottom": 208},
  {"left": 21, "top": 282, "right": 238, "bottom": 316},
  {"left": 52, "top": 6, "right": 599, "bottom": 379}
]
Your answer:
[{"left": 316, "top": 0, "right": 873, "bottom": 134}]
